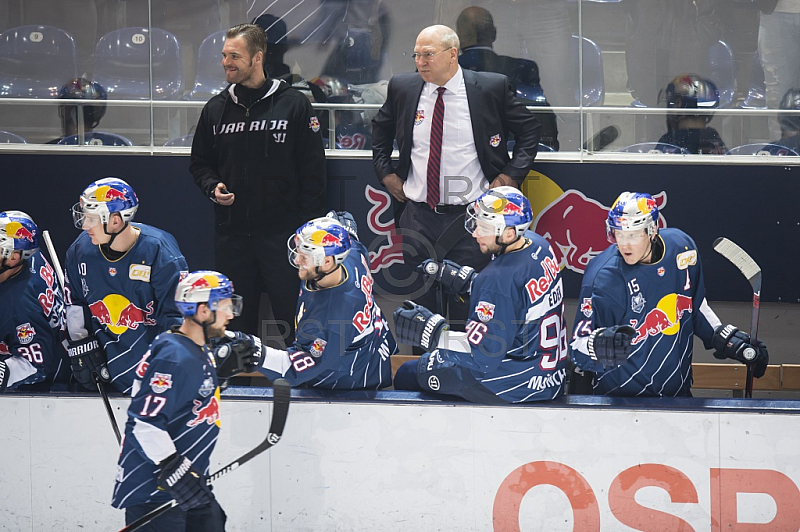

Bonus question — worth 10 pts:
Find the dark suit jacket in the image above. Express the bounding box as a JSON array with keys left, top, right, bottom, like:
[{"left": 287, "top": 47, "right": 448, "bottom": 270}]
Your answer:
[{"left": 371, "top": 69, "right": 541, "bottom": 187}]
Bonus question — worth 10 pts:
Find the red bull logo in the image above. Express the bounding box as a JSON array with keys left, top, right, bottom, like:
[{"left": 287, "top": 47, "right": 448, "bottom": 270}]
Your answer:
[
  {"left": 15, "top": 323, "right": 36, "bottom": 344},
  {"left": 414, "top": 109, "right": 425, "bottom": 125},
  {"left": 475, "top": 301, "right": 496, "bottom": 322},
  {"left": 187, "top": 395, "right": 220, "bottom": 427},
  {"left": 309, "top": 229, "right": 341, "bottom": 247},
  {"left": 630, "top": 294, "right": 693, "bottom": 345},
  {"left": 189, "top": 275, "right": 220, "bottom": 290},
  {"left": 4, "top": 221, "right": 35, "bottom": 242},
  {"left": 531, "top": 187, "right": 668, "bottom": 274},
  {"left": 310, "top": 338, "right": 327, "bottom": 356},
  {"left": 149, "top": 372, "right": 173, "bottom": 393},
  {"left": 309, "top": 116, "right": 320, "bottom": 132},
  {"left": 580, "top": 298, "right": 593, "bottom": 318},
  {"left": 365, "top": 186, "right": 403, "bottom": 272},
  {"left": 93, "top": 185, "right": 127, "bottom": 202},
  {"left": 89, "top": 295, "right": 157, "bottom": 335}
]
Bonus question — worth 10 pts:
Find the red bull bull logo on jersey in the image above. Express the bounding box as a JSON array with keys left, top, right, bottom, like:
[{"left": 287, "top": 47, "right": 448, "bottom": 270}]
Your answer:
[
  {"left": 475, "top": 301, "right": 496, "bottom": 322},
  {"left": 630, "top": 294, "right": 693, "bottom": 345},
  {"left": 15, "top": 323, "right": 36, "bottom": 344},
  {"left": 310, "top": 338, "right": 327, "bottom": 357},
  {"left": 149, "top": 372, "right": 172, "bottom": 393},
  {"left": 5, "top": 221, "right": 35, "bottom": 242},
  {"left": 187, "top": 395, "right": 220, "bottom": 427},
  {"left": 89, "top": 295, "right": 157, "bottom": 335}
]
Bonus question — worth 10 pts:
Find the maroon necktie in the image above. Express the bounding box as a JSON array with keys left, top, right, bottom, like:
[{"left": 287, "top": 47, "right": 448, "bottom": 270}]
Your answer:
[{"left": 426, "top": 86, "right": 446, "bottom": 209}]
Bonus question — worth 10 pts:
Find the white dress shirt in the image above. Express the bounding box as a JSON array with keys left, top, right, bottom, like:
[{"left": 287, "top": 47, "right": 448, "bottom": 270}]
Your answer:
[{"left": 404, "top": 67, "right": 487, "bottom": 205}]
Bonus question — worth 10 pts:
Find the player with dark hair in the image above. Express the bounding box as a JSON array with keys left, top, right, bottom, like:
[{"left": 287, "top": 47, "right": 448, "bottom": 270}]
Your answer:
[
  {"left": 255, "top": 214, "right": 396, "bottom": 388},
  {"left": 392, "top": 186, "right": 567, "bottom": 403},
  {"left": 190, "top": 23, "right": 326, "bottom": 343},
  {"left": 0, "top": 211, "right": 70, "bottom": 392},
  {"left": 568, "top": 192, "right": 769, "bottom": 397},
  {"left": 112, "top": 270, "right": 259, "bottom": 531},
  {"left": 657, "top": 73, "right": 727, "bottom": 154},
  {"left": 64, "top": 177, "right": 188, "bottom": 394}
]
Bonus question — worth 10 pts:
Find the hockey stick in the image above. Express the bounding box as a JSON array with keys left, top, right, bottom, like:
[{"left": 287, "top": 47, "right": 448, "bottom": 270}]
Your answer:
[
  {"left": 42, "top": 230, "right": 121, "bottom": 443},
  {"left": 119, "top": 379, "right": 292, "bottom": 532},
  {"left": 713, "top": 237, "right": 762, "bottom": 398}
]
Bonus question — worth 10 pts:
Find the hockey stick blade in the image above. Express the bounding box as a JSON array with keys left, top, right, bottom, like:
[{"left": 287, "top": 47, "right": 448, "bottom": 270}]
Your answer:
[
  {"left": 119, "top": 379, "right": 291, "bottom": 532},
  {"left": 713, "top": 237, "right": 762, "bottom": 398}
]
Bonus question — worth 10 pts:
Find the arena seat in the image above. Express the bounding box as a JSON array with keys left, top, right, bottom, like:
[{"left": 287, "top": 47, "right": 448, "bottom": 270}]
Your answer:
[
  {"left": 163, "top": 134, "right": 194, "bottom": 147},
  {"left": 94, "top": 27, "right": 182, "bottom": 99},
  {"left": 0, "top": 25, "right": 77, "bottom": 98},
  {"left": 740, "top": 50, "right": 766, "bottom": 109},
  {"left": 57, "top": 131, "right": 133, "bottom": 146},
  {"left": 708, "top": 40, "right": 736, "bottom": 108},
  {"left": 185, "top": 31, "right": 227, "bottom": 101},
  {"left": 725, "top": 143, "right": 799, "bottom": 156},
  {"left": 617, "top": 142, "right": 689, "bottom": 154},
  {"left": 0, "top": 130, "right": 26, "bottom": 143},
  {"left": 572, "top": 35, "right": 604, "bottom": 106}
]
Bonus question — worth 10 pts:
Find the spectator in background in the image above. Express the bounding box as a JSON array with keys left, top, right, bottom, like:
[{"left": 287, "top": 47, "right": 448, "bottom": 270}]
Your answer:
[
  {"left": 456, "top": 6, "right": 559, "bottom": 150},
  {"left": 770, "top": 87, "right": 800, "bottom": 151},
  {"left": 657, "top": 74, "right": 727, "bottom": 154},
  {"left": 758, "top": 0, "right": 800, "bottom": 138},
  {"left": 190, "top": 24, "right": 326, "bottom": 344},
  {"left": 316, "top": 0, "right": 391, "bottom": 84},
  {"left": 47, "top": 78, "right": 107, "bottom": 144}
]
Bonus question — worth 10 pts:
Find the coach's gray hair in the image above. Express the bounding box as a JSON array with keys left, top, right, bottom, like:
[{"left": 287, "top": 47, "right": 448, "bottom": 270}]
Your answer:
[{"left": 226, "top": 23, "right": 267, "bottom": 58}]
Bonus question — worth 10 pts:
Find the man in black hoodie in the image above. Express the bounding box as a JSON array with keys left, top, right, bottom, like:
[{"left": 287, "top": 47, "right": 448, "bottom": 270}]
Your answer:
[{"left": 190, "top": 23, "right": 327, "bottom": 344}]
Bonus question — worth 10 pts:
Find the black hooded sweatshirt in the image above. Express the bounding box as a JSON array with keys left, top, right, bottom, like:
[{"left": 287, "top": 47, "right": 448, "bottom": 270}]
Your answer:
[{"left": 190, "top": 78, "right": 327, "bottom": 235}]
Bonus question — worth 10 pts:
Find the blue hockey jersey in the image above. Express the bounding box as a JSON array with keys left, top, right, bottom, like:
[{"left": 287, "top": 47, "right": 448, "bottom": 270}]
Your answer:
[
  {"left": 433, "top": 231, "right": 567, "bottom": 403},
  {"left": 64, "top": 223, "right": 188, "bottom": 394},
  {"left": 569, "top": 228, "right": 721, "bottom": 397},
  {"left": 258, "top": 240, "right": 396, "bottom": 389},
  {"left": 0, "top": 251, "right": 70, "bottom": 389},
  {"left": 112, "top": 330, "right": 220, "bottom": 509}
]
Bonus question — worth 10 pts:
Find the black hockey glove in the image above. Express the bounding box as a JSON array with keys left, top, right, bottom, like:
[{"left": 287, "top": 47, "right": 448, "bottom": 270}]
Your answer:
[
  {"left": 66, "top": 335, "right": 110, "bottom": 391},
  {"left": 326, "top": 210, "right": 359, "bottom": 239},
  {"left": 211, "top": 331, "right": 264, "bottom": 379},
  {"left": 417, "top": 259, "right": 477, "bottom": 298},
  {"left": 712, "top": 324, "right": 769, "bottom": 378},
  {"left": 157, "top": 453, "right": 214, "bottom": 511},
  {"left": 587, "top": 325, "right": 636, "bottom": 369},
  {"left": 392, "top": 300, "right": 449, "bottom": 351},
  {"left": 0, "top": 359, "right": 8, "bottom": 393}
]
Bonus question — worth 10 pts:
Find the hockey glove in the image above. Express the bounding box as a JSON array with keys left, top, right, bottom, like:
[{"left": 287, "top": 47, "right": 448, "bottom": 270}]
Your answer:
[
  {"left": 157, "top": 453, "right": 214, "bottom": 511},
  {"left": 392, "top": 300, "right": 449, "bottom": 351},
  {"left": 417, "top": 259, "right": 477, "bottom": 298},
  {"left": 326, "top": 210, "right": 359, "bottom": 239},
  {"left": 66, "top": 335, "right": 110, "bottom": 391},
  {"left": 0, "top": 359, "right": 8, "bottom": 393},
  {"left": 212, "top": 331, "right": 264, "bottom": 379},
  {"left": 712, "top": 324, "right": 769, "bottom": 378},
  {"left": 587, "top": 325, "right": 636, "bottom": 369}
]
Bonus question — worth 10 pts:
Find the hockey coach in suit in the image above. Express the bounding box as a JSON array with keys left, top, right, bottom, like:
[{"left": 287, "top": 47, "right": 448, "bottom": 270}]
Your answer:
[{"left": 372, "top": 24, "right": 541, "bottom": 331}]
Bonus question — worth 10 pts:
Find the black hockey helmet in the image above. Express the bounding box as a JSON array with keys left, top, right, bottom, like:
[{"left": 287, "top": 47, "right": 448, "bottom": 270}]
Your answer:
[
  {"left": 58, "top": 78, "right": 107, "bottom": 130},
  {"left": 664, "top": 74, "right": 719, "bottom": 126}
]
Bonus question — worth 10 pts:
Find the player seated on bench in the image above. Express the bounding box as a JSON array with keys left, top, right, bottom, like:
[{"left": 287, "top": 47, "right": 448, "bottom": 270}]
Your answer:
[
  {"left": 392, "top": 187, "right": 567, "bottom": 404},
  {"left": 251, "top": 213, "right": 396, "bottom": 389},
  {"left": 567, "top": 192, "right": 768, "bottom": 397}
]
